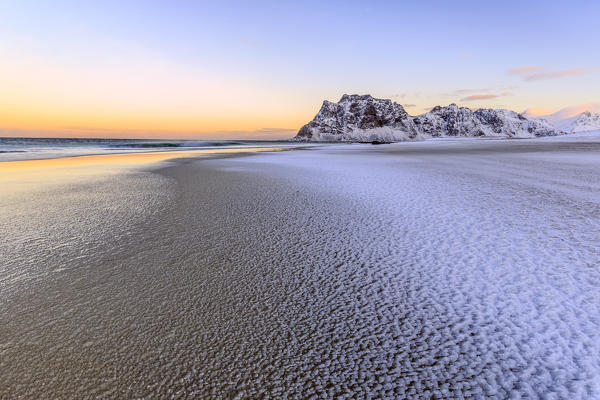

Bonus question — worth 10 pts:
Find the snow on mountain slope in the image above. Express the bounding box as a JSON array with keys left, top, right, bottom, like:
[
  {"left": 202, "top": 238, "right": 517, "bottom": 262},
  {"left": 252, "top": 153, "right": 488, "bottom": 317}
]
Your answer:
[
  {"left": 413, "top": 104, "right": 560, "bottom": 138},
  {"left": 550, "top": 112, "right": 600, "bottom": 133},
  {"left": 524, "top": 104, "right": 600, "bottom": 133},
  {"left": 294, "top": 94, "right": 421, "bottom": 142},
  {"left": 294, "top": 95, "right": 564, "bottom": 142}
]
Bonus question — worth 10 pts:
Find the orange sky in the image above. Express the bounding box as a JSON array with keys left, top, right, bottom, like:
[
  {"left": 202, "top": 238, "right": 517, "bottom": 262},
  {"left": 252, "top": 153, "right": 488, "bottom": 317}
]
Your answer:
[
  {"left": 0, "top": 53, "right": 310, "bottom": 139},
  {"left": 1, "top": 1, "right": 598, "bottom": 139}
]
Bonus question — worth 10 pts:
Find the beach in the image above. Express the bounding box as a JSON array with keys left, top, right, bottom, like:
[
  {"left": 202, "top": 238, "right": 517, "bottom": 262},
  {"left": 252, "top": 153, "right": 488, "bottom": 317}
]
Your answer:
[{"left": 1, "top": 137, "right": 600, "bottom": 398}]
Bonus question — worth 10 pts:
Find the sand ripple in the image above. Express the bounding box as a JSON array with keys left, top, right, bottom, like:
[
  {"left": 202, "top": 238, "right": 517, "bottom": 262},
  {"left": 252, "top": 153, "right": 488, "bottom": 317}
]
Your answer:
[{"left": 1, "top": 141, "right": 599, "bottom": 399}]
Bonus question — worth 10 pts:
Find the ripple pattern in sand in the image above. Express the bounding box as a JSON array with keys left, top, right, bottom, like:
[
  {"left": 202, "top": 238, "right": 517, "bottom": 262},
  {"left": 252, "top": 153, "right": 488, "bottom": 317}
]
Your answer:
[{"left": 1, "top": 143, "right": 600, "bottom": 399}]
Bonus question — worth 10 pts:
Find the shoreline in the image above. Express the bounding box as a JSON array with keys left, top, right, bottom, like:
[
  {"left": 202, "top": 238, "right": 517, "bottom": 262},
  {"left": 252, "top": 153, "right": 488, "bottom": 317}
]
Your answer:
[
  {"left": 3, "top": 129, "right": 598, "bottom": 164},
  {"left": 0, "top": 143, "right": 301, "bottom": 163},
  {"left": 0, "top": 146, "right": 299, "bottom": 193}
]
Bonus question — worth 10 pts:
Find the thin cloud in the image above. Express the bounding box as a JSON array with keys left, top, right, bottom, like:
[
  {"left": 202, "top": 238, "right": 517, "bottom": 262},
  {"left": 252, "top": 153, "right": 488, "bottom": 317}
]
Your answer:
[
  {"left": 508, "top": 66, "right": 592, "bottom": 81},
  {"left": 508, "top": 66, "right": 543, "bottom": 76},
  {"left": 390, "top": 92, "right": 421, "bottom": 99},
  {"left": 526, "top": 68, "right": 590, "bottom": 81},
  {"left": 445, "top": 86, "right": 518, "bottom": 98},
  {"left": 453, "top": 88, "right": 491, "bottom": 95},
  {"left": 440, "top": 88, "right": 491, "bottom": 98},
  {"left": 403, "top": 104, "right": 416, "bottom": 107},
  {"left": 530, "top": 102, "right": 600, "bottom": 119},
  {"left": 461, "top": 92, "right": 509, "bottom": 101}
]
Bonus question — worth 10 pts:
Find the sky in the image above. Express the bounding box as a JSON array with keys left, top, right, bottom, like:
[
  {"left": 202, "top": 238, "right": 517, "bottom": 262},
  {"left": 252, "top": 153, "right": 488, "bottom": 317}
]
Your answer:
[{"left": 1, "top": 0, "right": 599, "bottom": 139}]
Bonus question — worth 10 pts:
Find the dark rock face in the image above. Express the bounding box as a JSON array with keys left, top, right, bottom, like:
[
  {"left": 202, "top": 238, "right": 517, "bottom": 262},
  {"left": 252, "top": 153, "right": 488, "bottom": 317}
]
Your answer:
[
  {"left": 294, "top": 94, "right": 420, "bottom": 141},
  {"left": 413, "top": 104, "right": 484, "bottom": 137},
  {"left": 294, "top": 96, "right": 564, "bottom": 141},
  {"left": 296, "top": 124, "right": 314, "bottom": 139}
]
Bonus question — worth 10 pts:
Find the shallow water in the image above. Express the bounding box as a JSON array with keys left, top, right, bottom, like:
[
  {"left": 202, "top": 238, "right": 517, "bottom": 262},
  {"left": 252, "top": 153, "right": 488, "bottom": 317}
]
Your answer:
[{"left": 0, "top": 137, "right": 298, "bottom": 161}]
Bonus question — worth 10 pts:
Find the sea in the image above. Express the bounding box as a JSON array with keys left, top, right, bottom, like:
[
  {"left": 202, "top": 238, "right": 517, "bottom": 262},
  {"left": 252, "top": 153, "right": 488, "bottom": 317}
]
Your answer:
[{"left": 0, "top": 137, "right": 295, "bottom": 162}]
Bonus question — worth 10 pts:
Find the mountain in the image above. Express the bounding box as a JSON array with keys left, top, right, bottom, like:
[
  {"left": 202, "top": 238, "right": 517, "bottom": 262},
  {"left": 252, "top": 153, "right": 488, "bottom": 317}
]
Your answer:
[
  {"left": 294, "top": 95, "right": 564, "bottom": 141},
  {"left": 553, "top": 112, "right": 600, "bottom": 133},
  {"left": 531, "top": 111, "right": 600, "bottom": 133},
  {"left": 523, "top": 103, "right": 600, "bottom": 133},
  {"left": 294, "top": 94, "right": 421, "bottom": 141},
  {"left": 413, "top": 104, "right": 560, "bottom": 138}
]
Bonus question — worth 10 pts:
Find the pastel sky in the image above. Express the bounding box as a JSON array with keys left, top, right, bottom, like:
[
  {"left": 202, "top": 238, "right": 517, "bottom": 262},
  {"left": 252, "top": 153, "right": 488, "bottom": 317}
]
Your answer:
[{"left": 1, "top": 0, "right": 599, "bottom": 139}]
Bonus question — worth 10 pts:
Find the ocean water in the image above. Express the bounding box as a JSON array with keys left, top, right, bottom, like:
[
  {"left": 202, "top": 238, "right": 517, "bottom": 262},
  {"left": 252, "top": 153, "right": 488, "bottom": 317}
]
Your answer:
[{"left": 0, "top": 137, "right": 292, "bottom": 161}]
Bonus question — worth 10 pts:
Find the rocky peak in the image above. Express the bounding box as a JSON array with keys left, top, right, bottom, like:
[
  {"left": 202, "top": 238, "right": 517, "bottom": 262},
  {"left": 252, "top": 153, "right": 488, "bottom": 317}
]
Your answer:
[
  {"left": 295, "top": 94, "right": 420, "bottom": 141},
  {"left": 294, "top": 95, "right": 564, "bottom": 141},
  {"left": 414, "top": 105, "right": 560, "bottom": 138}
]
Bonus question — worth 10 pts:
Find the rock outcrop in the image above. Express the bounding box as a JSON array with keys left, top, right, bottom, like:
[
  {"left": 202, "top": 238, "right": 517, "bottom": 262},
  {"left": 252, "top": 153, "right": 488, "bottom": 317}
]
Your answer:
[
  {"left": 295, "top": 94, "right": 421, "bottom": 142},
  {"left": 294, "top": 95, "right": 564, "bottom": 141},
  {"left": 413, "top": 104, "right": 560, "bottom": 138}
]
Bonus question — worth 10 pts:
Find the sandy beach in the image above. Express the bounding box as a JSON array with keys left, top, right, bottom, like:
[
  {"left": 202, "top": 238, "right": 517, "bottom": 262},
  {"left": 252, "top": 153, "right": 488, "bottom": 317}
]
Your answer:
[{"left": 1, "top": 138, "right": 600, "bottom": 398}]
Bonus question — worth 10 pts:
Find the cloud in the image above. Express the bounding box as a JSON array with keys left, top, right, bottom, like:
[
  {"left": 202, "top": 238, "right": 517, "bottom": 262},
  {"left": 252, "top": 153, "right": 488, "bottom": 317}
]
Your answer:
[
  {"left": 454, "top": 88, "right": 490, "bottom": 94},
  {"left": 403, "top": 104, "right": 416, "bottom": 107},
  {"left": 508, "top": 66, "right": 543, "bottom": 76},
  {"left": 444, "top": 87, "right": 518, "bottom": 98},
  {"left": 522, "top": 107, "right": 554, "bottom": 117},
  {"left": 508, "top": 66, "right": 593, "bottom": 81},
  {"left": 527, "top": 68, "right": 590, "bottom": 81},
  {"left": 460, "top": 92, "right": 509, "bottom": 101},
  {"left": 558, "top": 102, "right": 600, "bottom": 117},
  {"left": 390, "top": 92, "right": 421, "bottom": 99},
  {"left": 440, "top": 88, "right": 491, "bottom": 98},
  {"left": 461, "top": 94, "right": 499, "bottom": 101},
  {"left": 530, "top": 102, "right": 600, "bottom": 120}
]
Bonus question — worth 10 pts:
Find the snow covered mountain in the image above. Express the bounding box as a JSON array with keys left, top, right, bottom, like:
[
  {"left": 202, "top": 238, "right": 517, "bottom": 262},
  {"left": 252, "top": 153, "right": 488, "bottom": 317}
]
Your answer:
[
  {"left": 413, "top": 104, "right": 560, "bottom": 138},
  {"left": 294, "top": 94, "right": 421, "bottom": 141},
  {"left": 523, "top": 104, "right": 600, "bottom": 133},
  {"left": 294, "top": 95, "right": 564, "bottom": 141},
  {"left": 546, "top": 112, "right": 600, "bottom": 133}
]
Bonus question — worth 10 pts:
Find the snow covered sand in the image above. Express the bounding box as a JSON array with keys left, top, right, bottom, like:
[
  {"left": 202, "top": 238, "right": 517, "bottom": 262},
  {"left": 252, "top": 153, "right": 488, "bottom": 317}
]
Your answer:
[
  {"left": 1, "top": 136, "right": 599, "bottom": 398},
  {"left": 212, "top": 136, "right": 600, "bottom": 398}
]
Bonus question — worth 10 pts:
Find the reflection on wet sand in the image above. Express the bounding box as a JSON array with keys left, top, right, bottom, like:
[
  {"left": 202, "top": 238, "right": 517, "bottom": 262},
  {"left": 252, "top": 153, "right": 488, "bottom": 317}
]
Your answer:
[{"left": 0, "top": 146, "right": 290, "bottom": 193}]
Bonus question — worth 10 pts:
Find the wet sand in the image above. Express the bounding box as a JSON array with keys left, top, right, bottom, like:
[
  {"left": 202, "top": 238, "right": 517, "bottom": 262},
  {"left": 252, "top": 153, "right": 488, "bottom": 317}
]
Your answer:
[{"left": 1, "top": 139, "right": 600, "bottom": 398}]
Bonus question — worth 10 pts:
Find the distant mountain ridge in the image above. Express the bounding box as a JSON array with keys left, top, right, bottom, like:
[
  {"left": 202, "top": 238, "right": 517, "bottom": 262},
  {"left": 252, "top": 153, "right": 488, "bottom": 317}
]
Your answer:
[
  {"left": 557, "top": 111, "right": 600, "bottom": 132},
  {"left": 413, "top": 104, "right": 558, "bottom": 138},
  {"left": 526, "top": 110, "right": 600, "bottom": 133},
  {"left": 294, "top": 94, "right": 564, "bottom": 142}
]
